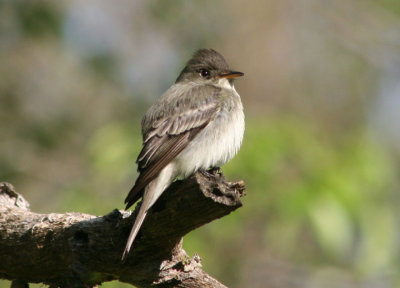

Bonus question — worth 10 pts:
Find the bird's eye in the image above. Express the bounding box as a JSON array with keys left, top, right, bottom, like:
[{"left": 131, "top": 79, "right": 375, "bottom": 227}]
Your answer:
[{"left": 199, "top": 69, "right": 210, "bottom": 78}]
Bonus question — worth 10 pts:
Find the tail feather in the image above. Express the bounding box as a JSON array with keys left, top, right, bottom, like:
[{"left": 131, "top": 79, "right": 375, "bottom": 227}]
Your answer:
[
  {"left": 122, "top": 163, "right": 175, "bottom": 260},
  {"left": 122, "top": 203, "right": 148, "bottom": 260}
]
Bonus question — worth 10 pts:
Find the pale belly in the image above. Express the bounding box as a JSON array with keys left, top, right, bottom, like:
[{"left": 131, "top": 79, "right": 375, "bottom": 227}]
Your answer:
[{"left": 174, "top": 104, "right": 244, "bottom": 178}]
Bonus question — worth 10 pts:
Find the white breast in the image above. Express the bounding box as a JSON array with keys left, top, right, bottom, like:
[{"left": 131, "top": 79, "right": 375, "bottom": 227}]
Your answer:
[{"left": 174, "top": 85, "right": 244, "bottom": 178}]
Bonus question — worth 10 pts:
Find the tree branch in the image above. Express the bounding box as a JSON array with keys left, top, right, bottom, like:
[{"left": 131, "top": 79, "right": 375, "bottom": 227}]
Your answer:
[{"left": 0, "top": 171, "right": 245, "bottom": 288}]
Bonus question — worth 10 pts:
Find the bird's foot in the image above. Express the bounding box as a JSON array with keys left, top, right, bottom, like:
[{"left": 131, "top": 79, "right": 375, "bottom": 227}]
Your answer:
[
  {"left": 199, "top": 167, "right": 223, "bottom": 178},
  {"left": 209, "top": 166, "right": 223, "bottom": 176}
]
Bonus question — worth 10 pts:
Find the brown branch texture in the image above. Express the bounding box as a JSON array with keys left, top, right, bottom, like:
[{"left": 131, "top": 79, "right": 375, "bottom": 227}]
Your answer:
[{"left": 0, "top": 171, "right": 245, "bottom": 288}]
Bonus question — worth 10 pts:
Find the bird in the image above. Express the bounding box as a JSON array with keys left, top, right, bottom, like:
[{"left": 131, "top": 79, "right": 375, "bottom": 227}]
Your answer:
[{"left": 122, "top": 48, "right": 244, "bottom": 260}]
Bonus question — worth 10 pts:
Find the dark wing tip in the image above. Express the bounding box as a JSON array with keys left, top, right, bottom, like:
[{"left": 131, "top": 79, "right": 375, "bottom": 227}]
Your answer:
[{"left": 124, "top": 185, "right": 143, "bottom": 210}]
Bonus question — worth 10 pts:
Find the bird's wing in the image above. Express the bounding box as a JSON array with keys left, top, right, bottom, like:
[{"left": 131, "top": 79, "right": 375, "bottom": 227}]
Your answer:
[{"left": 124, "top": 85, "right": 221, "bottom": 209}]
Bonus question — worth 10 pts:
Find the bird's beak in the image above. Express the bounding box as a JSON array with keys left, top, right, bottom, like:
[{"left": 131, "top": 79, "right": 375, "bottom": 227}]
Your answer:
[{"left": 217, "top": 70, "right": 244, "bottom": 79}]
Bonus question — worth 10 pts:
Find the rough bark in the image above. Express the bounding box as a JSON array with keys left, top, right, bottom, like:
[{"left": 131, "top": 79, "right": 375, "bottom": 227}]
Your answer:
[{"left": 0, "top": 171, "right": 245, "bottom": 288}]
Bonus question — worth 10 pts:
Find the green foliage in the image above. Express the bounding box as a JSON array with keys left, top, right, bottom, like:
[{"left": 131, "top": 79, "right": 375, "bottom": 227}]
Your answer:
[
  {"left": 86, "top": 122, "right": 141, "bottom": 183},
  {"left": 185, "top": 116, "right": 397, "bottom": 284},
  {"left": 379, "top": 0, "right": 400, "bottom": 16},
  {"left": 15, "top": 1, "right": 61, "bottom": 37}
]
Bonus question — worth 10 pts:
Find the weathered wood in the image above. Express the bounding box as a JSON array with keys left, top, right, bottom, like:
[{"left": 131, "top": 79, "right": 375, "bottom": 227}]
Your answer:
[{"left": 0, "top": 171, "right": 245, "bottom": 288}]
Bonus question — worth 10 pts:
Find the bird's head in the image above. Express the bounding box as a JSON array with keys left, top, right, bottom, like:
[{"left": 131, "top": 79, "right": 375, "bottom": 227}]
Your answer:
[{"left": 175, "top": 49, "right": 244, "bottom": 85}]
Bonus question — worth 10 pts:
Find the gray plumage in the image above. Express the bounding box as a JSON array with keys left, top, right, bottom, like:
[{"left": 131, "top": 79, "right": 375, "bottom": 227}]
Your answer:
[{"left": 122, "top": 49, "right": 244, "bottom": 260}]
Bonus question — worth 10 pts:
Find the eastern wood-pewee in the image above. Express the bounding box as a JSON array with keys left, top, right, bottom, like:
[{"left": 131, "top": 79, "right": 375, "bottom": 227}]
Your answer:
[{"left": 122, "top": 49, "right": 244, "bottom": 259}]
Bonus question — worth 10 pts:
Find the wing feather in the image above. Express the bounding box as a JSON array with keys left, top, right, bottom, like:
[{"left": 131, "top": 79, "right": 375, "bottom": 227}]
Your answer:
[{"left": 125, "top": 84, "right": 221, "bottom": 209}]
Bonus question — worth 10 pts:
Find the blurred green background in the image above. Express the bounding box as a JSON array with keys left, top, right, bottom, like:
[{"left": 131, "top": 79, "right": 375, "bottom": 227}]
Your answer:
[{"left": 1, "top": 1, "right": 400, "bottom": 287}]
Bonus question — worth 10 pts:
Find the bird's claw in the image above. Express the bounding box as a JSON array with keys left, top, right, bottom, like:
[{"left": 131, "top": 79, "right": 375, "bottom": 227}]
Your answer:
[{"left": 199, "top": 167, "right": 223, "bottom": 178}]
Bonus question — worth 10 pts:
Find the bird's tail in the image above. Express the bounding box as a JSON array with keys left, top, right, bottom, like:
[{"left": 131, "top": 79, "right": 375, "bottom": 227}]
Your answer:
[
  {"left": 122, "top": 164, "right": 175, "bottom": 260},
  {"left": 122, "top": 198, "right": 148, "bottom": 260}
]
